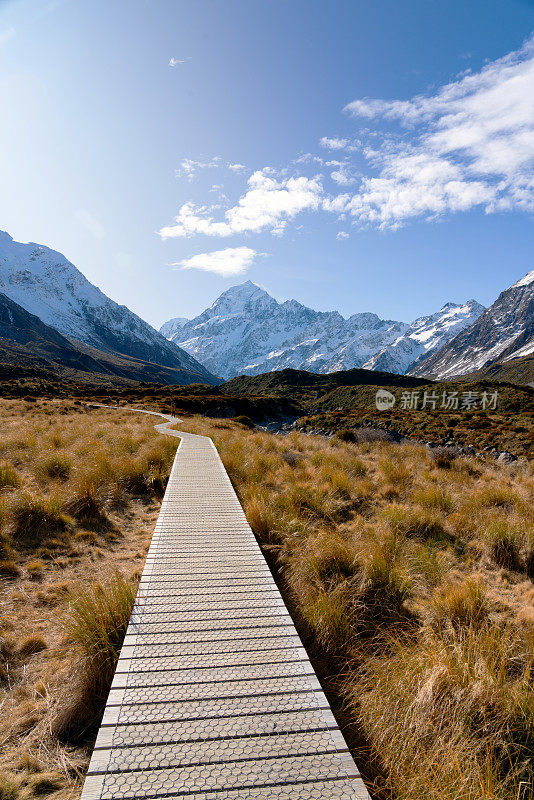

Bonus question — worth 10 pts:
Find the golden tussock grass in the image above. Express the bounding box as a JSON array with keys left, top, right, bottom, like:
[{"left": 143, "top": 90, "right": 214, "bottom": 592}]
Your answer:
[
  {"left": 0, "top": 399, "right": 177, "bottom": 800},
  {"left": 179, "top": 414, "right": 534, "bottom": 800}
]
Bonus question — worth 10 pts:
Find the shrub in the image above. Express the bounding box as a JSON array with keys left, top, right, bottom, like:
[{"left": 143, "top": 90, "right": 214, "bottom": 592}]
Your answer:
[
  {"left": 336, "top": 428, "right": 356, "bottom": 443},
  {"left": 0, "top": 462, "right": 20, "bottom": 490},
  {"left": 281, "top": 450, "right": 303, "bottom": 468},
  {"left": 9, "top": 493, "right": 70, "bottom": 547},
  {"left": 233, "top": 415, "right": 255, "bottom": 429},
  {"left": 430, "top": 446, "right": 460, "bottom": 468},
  {"left": 484, "top": 521, "right": 521, "bottom": 570},
  {"left": 36, "top": 453, "right": 71, "bottom": 481},
  {"left": 53, "top": 573, "right": 137, "bottom": 742}
]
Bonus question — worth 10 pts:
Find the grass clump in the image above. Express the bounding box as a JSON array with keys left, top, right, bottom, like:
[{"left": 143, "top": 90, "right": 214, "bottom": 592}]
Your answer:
[
  {"left": 0, "top": 560, "right": 20, "bottom": 578},
  {"left": 36, "top": 454, "right": 72, "bottom": 482},
  {"left": 0, "top": 462, "right": 20, "bottom": 490},
  {"left": 0, "top": 772, "right": 20, "bottom": 800},
  {"left": 9, "top": 493, "right": 70, "bottom": 548},
  {"left": 53, "top": 573, "right": 137, "bottom": 742},
  {"left": 483, "top": 520, "right": 522, "bottom": 571},
  {"left": 351, "top": 624, "right": 534, "bottom": 800},
  {"left": 382, "top": 503, "right": 449, "bottom": 542},
  {"left": 18, "top": 635, "right": 47, "bottom": 658},
  {"left": 429, "top": 576, "right": 490, "bottom": 632},
  {"left": 27, "top": 773, "right": 65, "bottom": 796}
]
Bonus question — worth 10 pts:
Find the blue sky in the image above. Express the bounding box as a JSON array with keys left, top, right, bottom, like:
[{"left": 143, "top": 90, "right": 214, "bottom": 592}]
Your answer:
[{"left": 0, "top": 0, "right": 533, "bottom": 328}]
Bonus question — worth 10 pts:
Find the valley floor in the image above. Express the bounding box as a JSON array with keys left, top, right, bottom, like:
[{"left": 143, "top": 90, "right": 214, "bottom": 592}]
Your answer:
[{"left": 2, "top": 401, "right": 534, "bottom": 800}]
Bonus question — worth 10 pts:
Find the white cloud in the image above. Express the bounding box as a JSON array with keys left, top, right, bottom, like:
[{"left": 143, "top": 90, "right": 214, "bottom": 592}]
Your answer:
[
  {"left": 175, "top": 246, "right": 257, "bottom": 276},
  {"left": 293, "top": 153, "right": 324, "bottom": 166},
  {"left": 169, "top": 57, "right": 191, "bottom": 67},
  {"left": 159, "top": 169, "right": 323, "bottom": 238},
  {"left": 160, "top": 38, "right": 534, "bottom": 241},
  {"left": 336, "top": 231, "right": 349, "bottom": 240},
  {"left": 320, "top": 136, "right": 349, "bottom": 150},
  {"left": 328, "top": 161, "right": 357, "bottom": 186},
  {"left": 339, "top": 34, "right": 534, "bottom": 226},
  {"left": 176, "top": 157, "right": 247, "bottom": 181}
]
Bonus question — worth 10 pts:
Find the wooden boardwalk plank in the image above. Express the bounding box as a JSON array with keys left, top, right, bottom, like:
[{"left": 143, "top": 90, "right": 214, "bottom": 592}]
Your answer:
[{"left": 80, "top": 411, "right": 370, "bottom": 800}]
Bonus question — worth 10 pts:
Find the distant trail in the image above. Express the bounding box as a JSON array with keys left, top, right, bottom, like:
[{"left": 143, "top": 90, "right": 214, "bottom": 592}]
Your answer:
[{"left": 81, "top": 405, "right": 370, "bottom": 800}]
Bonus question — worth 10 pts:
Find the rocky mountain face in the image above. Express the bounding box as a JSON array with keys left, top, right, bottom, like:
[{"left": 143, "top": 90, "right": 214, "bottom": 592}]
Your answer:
[
  {"left": 366, "top": 300, "right": 485, "bottom": 374},
  {"left": 409, "top": 271, "right": 534, "bottom": 379},
  {"left": 0, "top": 231, "right": 217, "bottom": 384},
  {"left": 161, "top": 281, "right": 484, "bottom": 380},
  {"left": 0, "top": 291, "right": 217, "bottom": 385}
]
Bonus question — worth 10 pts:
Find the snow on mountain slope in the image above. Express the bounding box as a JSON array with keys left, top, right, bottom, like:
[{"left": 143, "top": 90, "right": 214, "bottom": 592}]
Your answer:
[
  {"left": 364, "top": 300, "right": 485, "bottom": 374},
  {"left": 159, "top": 317, "right": 189, "bottom": 339},
  {"left": 0, "top": 231, "right": 216, "bottom": 383},
  {"left": 160, "top": 280, "right": 480, "bottom": 380},
  {"left": 409, "top": 270, "right": 534, "bottom": 379}
]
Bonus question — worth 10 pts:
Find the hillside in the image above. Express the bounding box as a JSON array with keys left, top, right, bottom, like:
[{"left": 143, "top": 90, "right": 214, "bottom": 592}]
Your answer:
[
  {"left": 0, "top": 293, "right": 214, "bottom": 386},
  {"left": 0, "top": 231, "right": 217, "bottom": 385},
  {"left": 461, "top": 354, "right": 534, "bottom": 386},
  {"left": 410, "top": 270, "right": 534, "bottom": 379},
  {"left": 224, "top": 367, "right": 534, "bottom": 458},
  {"left": 223, "top": 366, "right": 429, "bottom": 396}
]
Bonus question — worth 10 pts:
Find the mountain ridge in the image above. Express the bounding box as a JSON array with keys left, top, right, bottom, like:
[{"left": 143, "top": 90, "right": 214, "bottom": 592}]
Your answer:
[
  {"left": 161, "top": 280, "right": 484, "bottom": 379},
  {"left": 409, "top": 270, "right": 534, "bottom": 380},
  {"left": 0, "top": 231, "right": 217, "bottom": 385},
  {"left": 0, "top": 291, "right": 214, "bottom": 385}
]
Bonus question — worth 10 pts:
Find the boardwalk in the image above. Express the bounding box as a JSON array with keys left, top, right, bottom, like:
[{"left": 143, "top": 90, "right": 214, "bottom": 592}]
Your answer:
[{"left": 81, "top": 412, "right": 370, "bottom": 800}]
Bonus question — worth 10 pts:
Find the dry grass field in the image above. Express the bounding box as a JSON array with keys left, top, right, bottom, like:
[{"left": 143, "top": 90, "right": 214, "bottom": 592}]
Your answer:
[
  {"left": 0, "top": 400, "right": 177, "bottom": 800},
  {"left": 179, "top": 415, "right": 534, "bottom": 800},
  {"left": 2, "top": 398, "right": 534, "bottom": 800}
]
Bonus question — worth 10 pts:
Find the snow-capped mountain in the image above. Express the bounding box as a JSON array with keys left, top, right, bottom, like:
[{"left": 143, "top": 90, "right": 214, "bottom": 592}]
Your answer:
[
  {"left": 0, "top": 231, "right": 216, "bottom": 384},
  {"left": 364, "top": 300, "right": 485, "bottom": 374},
  {"left": 409, "top": 270, "right": 534, "bottom": 379},
  {"left": 160, "top": 281, "right": 483, "bottom": 379},
  {"left": 159, "top": 317, "right": 189, "bottom": 339}
]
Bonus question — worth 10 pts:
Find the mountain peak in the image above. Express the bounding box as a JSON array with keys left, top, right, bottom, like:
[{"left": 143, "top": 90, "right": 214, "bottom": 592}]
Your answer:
[
  {"left": 511, "top": 269, "right": 534, "bottom": 289},
  {"left": 207, "top": 280, "right": 275, "bottom": 317},
  {"left": 219, "top": 280, "right": 270, "bottom": 299}
]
